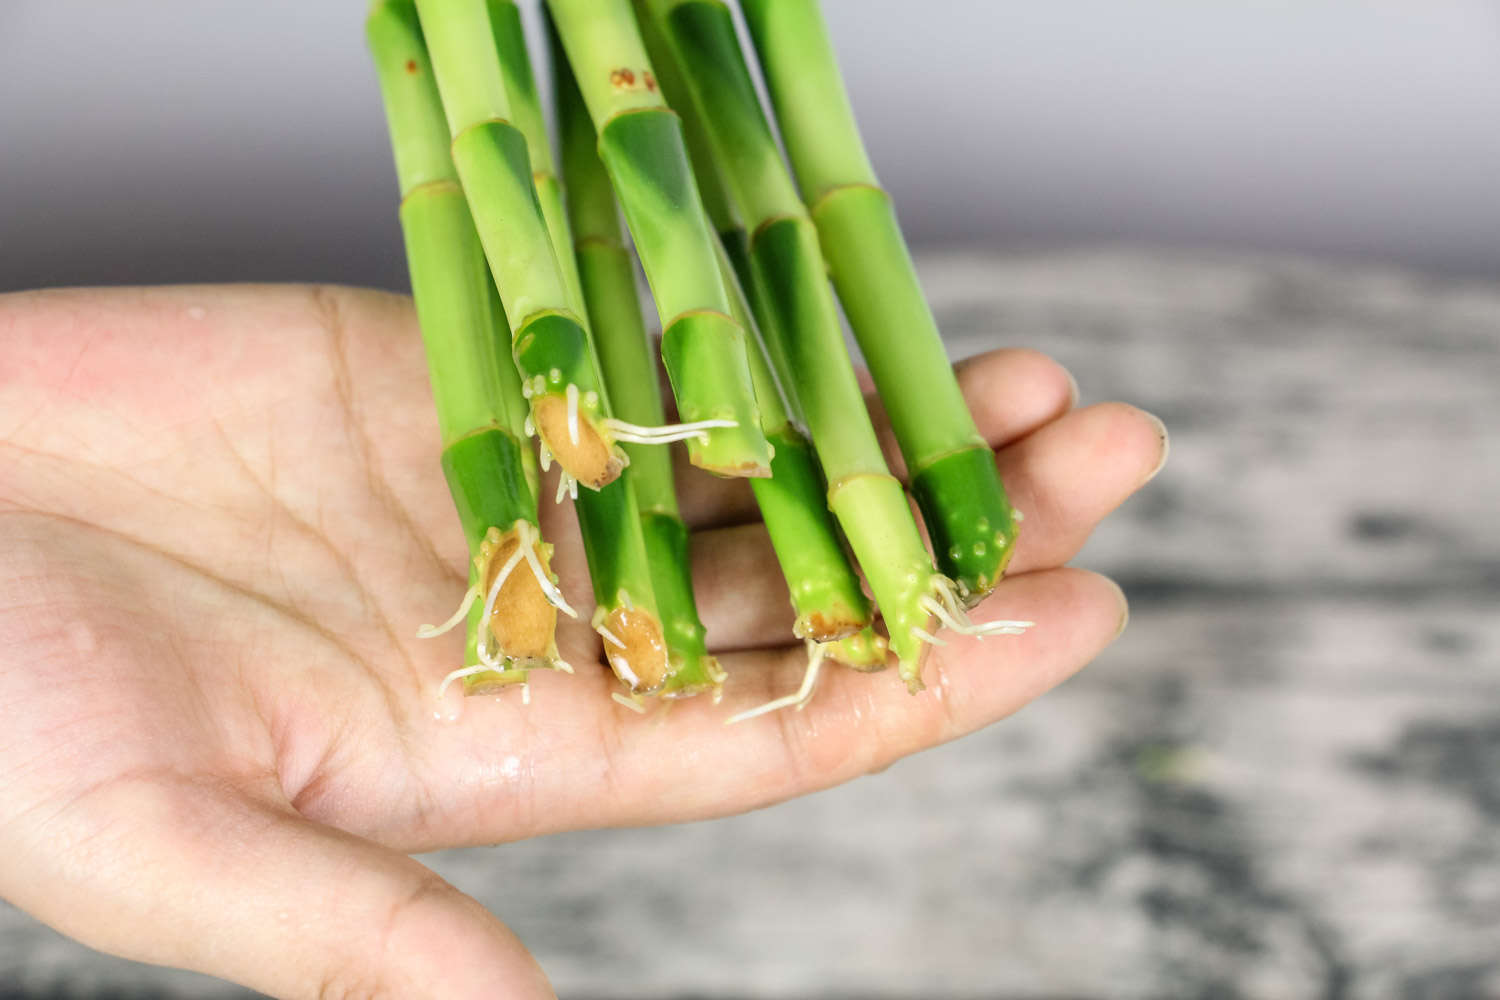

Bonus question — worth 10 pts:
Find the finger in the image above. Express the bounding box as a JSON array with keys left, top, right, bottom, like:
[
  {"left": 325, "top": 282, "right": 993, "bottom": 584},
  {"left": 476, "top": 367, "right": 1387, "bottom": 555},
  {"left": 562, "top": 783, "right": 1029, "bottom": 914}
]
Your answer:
[
  {"left": 690, "top": 521, "right": 794, "bottom": 652},
  {"left": 560, "top": 567, "right": 1127, "bottom": 828},
  {"left": 688, "top": 402, "right": 1164, "bottom": 651},
  {"left": 4, "top": 778, "right": 554, "bottom": 1000},
  {"left": 1000, "top": 402, "right": 1168, "bottom": 575},
  {"left": 676, "top": 347, "right": 1078, "bottom": 530}
]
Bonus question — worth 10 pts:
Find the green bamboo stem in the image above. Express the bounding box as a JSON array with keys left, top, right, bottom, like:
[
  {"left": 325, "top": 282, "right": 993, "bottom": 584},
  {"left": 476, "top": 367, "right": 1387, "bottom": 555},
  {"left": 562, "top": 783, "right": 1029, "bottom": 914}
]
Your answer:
[
  {"left": 741, "top": 0, "right": 1019, "bottom": 605},
  {"left": 545, "top": 0, "right": 774, "bottom": 479},
  {"left": 640, "top": 0, "right": 940, "bottom": 687},
  {"left": 636, "top": 4, "right": 872, "bottom": 643},
  {"left": 369, "top": 0, "right": 566, "bottom": 693},
  {"left": 552, "top": 21, "right": 719, "bottom": 697},
  {"left": 413, "top": 0, "right": 625, "bottom": 492},
  {"left": 479, "top": 1, "right": 673, "bottom": 696}
]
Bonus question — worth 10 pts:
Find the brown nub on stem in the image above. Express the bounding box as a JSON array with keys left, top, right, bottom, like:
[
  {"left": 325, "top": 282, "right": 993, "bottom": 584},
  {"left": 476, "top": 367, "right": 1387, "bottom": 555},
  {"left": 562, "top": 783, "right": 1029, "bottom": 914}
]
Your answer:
[
  {"left": 698, "top": 456, "right": 774, "bottom": 480},
  {"left": 532, "top": 393, "right": 623, "bottom": 489},
  {"left": 481, "top": 529, "right": 558, "bottom": 663},
  {"left": 794, "top": 608, "right": 866, "bottom": 644},
  {"left": 600, "top": 606, "right": 670, "bottom": 695},
  {"left": 824, "top": 631, "right": 891, "bottom": 673},
  {"left": 465, "top": 670, "right": 527, "bottom": 696}
]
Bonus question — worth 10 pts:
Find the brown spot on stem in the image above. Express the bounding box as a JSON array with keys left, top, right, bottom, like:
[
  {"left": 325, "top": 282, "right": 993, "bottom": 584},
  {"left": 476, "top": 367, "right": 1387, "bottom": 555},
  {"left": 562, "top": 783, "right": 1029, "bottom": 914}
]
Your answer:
[
  {"left": 794, "top": 607, "right": 867, "bottom": 643},
  {"left": 531, "top": 393, "right": 622, "bottom": 489},
  {"left": 693, "top": 455, "right": 773, "bottom": 479},
  {"left": 601, "top": 605, "right": 670, "bottom": 694},
  {"left": 405, "top": 59, "right": 418, "bottom": 74},
  {"left": 643, "top": 71, "right": 657, "bottom": 92},
  {"left": 609, "top": 67, "right": 637, "bottom": 90}
]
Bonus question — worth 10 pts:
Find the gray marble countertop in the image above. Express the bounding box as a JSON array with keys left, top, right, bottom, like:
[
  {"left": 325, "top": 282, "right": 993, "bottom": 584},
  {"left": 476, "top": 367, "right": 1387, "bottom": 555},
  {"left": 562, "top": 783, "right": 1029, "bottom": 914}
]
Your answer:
[{"left": 3, "top": 249, "right": 1497, "bottom": 999}]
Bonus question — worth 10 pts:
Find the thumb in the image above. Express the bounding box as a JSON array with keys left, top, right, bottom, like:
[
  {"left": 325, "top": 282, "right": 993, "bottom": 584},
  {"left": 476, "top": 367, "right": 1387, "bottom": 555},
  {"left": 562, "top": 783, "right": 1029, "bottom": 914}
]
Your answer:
[{"left": 4, "top": 777, "right": 554, "bottom": 1000}]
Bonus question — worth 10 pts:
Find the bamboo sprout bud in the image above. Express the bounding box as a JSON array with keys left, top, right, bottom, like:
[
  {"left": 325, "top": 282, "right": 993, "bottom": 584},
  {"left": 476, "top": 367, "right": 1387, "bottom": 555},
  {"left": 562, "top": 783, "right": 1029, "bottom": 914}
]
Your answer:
[
  {"left": 531, "top": 393, "right": 624, "bottom": 489},
  {"left": 477, "top": 524, "right": 560, "bottom": 663},
  {"left": 596, "top": 604, "right": 671, "bottom": 694}
]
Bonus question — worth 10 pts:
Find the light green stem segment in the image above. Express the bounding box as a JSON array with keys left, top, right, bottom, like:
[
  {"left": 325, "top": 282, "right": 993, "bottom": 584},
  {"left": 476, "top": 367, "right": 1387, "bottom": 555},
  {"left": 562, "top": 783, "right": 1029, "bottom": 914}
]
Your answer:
[
  {"left": 718, "top": 238, "right": 871, "bottom": 640},
  {"left": 414, "top": 0, "right": 618, "bottom": 489},
  {"left": 369, "top": 0, "right": 535, "bottom": 689},
  {"left": 644, "top": 0, "right": 936, "bottom": 681},
  {"left": 489, "top": 1, "right": 593, "bottom": 345},
  {"left": 637, "top": 0, "right": 870, "bottom": 641},
  {"left": 741, "top": 0, "right": 1018, "bottom": 603},
  {"left": 546, "top": 0, "right": 772, "bottom": 479},
  {"left": 555, "top": 21, "right": 718, "bottom": 694}
]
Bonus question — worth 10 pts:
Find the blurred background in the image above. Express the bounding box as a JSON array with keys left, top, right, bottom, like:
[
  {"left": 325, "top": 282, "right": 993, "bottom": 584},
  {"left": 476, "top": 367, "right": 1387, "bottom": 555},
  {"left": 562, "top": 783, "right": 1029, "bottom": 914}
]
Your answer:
[{"left": 2, "top": 1, "right": 1498, "bottom": 998}]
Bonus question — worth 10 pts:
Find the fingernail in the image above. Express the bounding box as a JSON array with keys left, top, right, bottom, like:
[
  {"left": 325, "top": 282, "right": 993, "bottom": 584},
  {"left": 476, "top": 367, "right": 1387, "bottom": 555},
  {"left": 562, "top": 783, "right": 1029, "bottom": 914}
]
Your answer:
[
  {"left": 1064, "top": 369, "right": 1080, "bottom": 408},
  {"left": 1141, "top": 410, "right": 1169, "bottom": 484},
  {"left": 1104, "top": 575, "right": 1130, "bottom": 640}
]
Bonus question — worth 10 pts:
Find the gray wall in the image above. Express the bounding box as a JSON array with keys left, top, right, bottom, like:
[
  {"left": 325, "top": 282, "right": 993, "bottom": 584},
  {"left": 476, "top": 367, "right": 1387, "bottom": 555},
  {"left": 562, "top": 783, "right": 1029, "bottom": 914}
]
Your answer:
[{"left": 4, "top": 1, "right": 1500, "bottom": 292}]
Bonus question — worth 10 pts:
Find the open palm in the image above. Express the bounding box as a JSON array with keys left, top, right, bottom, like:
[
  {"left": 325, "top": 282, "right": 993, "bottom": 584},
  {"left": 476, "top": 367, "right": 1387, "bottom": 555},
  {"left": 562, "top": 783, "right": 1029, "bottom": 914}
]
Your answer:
[{"left": 0, "top": 285, "right": 1162, "bottom": 998}]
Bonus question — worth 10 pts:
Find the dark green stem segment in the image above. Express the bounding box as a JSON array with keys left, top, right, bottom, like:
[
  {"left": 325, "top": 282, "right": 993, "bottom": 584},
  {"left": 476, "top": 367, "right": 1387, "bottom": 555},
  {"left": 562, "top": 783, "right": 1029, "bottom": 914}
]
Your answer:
[
  {"left": 554, "top": 25, "right": 719, "bottom": 695},
  {"left": 642, "top": 0, "right": 936, "bottom": 682},
  {"left": 741, "top": 0, "right": 1018, "bottom": 604},
  {"left": 369, "top": 0, "right": 537, "bottom": 687},
  {"left": 546, "top": 0, "right": 773, "bottom": 479}
]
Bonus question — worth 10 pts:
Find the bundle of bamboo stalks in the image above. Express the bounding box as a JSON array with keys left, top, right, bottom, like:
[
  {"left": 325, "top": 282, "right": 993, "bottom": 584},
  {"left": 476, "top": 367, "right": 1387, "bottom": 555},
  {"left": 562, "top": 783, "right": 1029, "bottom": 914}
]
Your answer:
[{"left": 367, "top": 0, "right": 1030, "bottom": 719}]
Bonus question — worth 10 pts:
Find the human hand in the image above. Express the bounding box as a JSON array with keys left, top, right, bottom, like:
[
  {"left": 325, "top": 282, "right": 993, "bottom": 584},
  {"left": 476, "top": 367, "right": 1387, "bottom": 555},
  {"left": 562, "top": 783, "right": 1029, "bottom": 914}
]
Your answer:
[{"left": 0, "top": 285, "right": 1165, "bottom": 998}]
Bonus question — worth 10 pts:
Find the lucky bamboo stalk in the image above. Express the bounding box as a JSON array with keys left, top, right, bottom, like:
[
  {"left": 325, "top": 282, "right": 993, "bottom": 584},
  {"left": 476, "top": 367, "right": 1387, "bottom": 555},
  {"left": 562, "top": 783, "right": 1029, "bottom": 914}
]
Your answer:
[
  {"left": 554, "top": 28, "right": 722, "bottom": 697},
  {"left": 545, "top": 0, "right": 774, "bottom": 479},
  {"left": 368, "top": 0, "right": 571, "bottom": 698},
  {"left": 491, "top": 1, "right": 673, "bottom": 697},
  {"left": 412, "top": 0, "right": 625, "bottom": 492},
  {"left": 639, "top": 0, "right": 949, "bottom": 688},
  {"left": 635, "top": 6, "right": 874, "bottom": 645},
  {"left": 741, "top": 0, "right": 1021, "bottom": 606}
]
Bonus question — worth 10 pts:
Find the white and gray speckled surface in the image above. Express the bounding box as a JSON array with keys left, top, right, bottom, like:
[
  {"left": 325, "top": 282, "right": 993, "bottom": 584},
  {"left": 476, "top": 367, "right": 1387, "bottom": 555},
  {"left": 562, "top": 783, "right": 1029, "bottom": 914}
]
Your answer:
[{"left": 2, "top": 250, "right": 1497, "bottom": 999}]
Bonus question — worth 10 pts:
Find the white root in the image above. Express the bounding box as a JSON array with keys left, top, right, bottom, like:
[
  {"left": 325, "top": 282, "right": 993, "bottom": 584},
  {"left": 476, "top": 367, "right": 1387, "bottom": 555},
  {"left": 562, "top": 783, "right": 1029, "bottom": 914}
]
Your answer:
[
  {"left": 726, "top": 641, "right": 828, "bottom": 724},
  {"left": 554, "top": 470, "right": 578, "bottom": 505},
  {"left": 611, "top": 691, "right": 648, "bottom": 714},
  {"left": 521, "top": 683, "right": 531, "bottom": 706},
  {"left": 538, "top": 440, "right": 553, "bottom": 472},
  {"left": 523, "top": 413, "right": 535, "bottom": 438},
  {"left": 910, "top": 626, "right": 948, "bottom": 647},
  {"left": 438, "top": 663, "right": 504, "bottom": 700},
  {"left": 416, "top": 583, "right": 480, "bottom": 639},
  {"left": 924, "top": 579, "right": 1034, "bottom": 639},
  {"left": 598, "top": 625, "right": 626, "bottom": 649},
  {"left": 566, "top": 383, "right": 581, "bottom": 447},
  {"left": 603, "top": 417, "right": 738, "bottom": 446},
  {"left": 517, "top": 520, "right": 578, "bottom": 618}
]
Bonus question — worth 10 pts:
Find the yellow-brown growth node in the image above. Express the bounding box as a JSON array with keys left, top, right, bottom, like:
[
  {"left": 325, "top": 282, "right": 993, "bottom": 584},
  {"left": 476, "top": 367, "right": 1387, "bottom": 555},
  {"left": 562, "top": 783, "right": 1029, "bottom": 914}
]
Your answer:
[
  {"left": 794, "top": 607, "right": 866, "bottom": 644},
  {"left": 463, "top": 668, "right": 528, "bottom": 696},
  {"left": 601, "top": 606, "right": 671, "bottom": 695},
  {"left": 698, "top": 455, "right": 774, "bottom": 480},
  {"left": 479, "top": 527, "right": 558, "bottom": 664},
  {"left": 825, "top": 631, "right": 891, "bottom": 673},
  {"left": 532, "top": 393, "right": 623, "bottom": 489}
]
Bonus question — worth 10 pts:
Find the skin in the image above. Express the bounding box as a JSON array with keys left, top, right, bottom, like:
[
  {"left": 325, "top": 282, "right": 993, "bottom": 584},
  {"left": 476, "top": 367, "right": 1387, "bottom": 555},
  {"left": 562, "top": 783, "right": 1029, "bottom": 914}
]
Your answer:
[{"left": 0, "top": 285, "right": 1166, "bottom": 999}]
